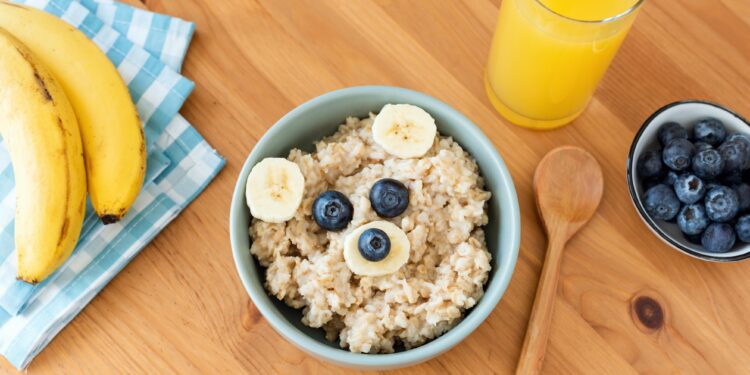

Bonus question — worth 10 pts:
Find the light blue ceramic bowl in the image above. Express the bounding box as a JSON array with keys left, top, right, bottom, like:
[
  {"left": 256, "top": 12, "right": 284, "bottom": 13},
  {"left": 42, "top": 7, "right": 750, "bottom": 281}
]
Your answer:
[{"left": 229, "top": 86, "right": 520, "bottom": 370}]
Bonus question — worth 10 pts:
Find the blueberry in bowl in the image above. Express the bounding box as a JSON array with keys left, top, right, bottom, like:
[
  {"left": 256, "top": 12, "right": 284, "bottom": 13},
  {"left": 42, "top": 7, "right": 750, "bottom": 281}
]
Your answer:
[
  {"left": 658, "top": 121, "right": 688, "bottom": 146},
  {"left": 702, "top": 223, "right": 736, "bottom": 253},
  {"left": 692, "top": 149, "right": 723, "bottom": 180},
  {"left": 704, "top": 186, "right": 739, "bottom": 223},
  {"left": 693, "top": 118, "right": 727, "bottom": 146},
  {"left": 643, "top": 184, "right": 680, "bottom": 220},
  {"left": 673, "top": 174, "right": 705, "bottom": 205},
  {"left": 662, "top": 139, "right": 694, "bottom": 171},
  {"left": 677, "top": 204, "right": 709, "bottom": 236},
  {"left": 627, "top": 101, "right": 750, "bottom": 262},
  {"left": 718, "top": 139, "right": 749, "bottom": 172},
  {"left": 636, "top": 149, "right": 665, "bottom": 181}
]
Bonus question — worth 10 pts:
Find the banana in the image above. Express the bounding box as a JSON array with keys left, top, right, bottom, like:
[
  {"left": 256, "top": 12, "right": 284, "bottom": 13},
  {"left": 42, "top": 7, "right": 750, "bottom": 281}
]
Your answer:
[
  {"left": 246, "top": 158, "right": 305, "bottom": 223},
  {"left": 0, "top": 28, "right": 87, "bottom": 284},
  {"left": 344, "top": 221, "right": 410, "bottom": 277},
  {"left": 372, "top": 104, "right": 437, "bottom": 158},
  {"left": 0, "top": 2, "right": 145, "bottom": 224}
]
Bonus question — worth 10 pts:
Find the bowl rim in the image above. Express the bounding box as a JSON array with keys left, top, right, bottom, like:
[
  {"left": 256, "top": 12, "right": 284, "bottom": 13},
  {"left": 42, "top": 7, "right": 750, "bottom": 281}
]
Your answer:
[
  {"left": 626, "top": 99, "right": 750, "bottom": 262},
  {"left": 229, "top": 85, "right": 521, "bottom": 368}
]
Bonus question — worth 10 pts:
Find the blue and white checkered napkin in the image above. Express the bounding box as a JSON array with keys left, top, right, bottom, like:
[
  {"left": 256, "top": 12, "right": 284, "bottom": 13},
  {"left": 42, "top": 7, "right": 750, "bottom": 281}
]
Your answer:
[{"left": 0, "top": 0, "right": 224, "bottom": 369}]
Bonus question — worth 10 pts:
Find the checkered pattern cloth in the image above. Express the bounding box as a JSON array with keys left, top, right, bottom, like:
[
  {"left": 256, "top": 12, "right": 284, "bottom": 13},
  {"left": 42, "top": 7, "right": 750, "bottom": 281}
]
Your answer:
[{"left": 0, "top": 0, "right": 224, "bottom": 369}]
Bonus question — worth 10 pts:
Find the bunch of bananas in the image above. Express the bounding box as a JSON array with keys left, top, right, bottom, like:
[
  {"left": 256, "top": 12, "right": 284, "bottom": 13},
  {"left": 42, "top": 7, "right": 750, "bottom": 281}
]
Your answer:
[{"left": 0, "top": 2, "right": 146, "bottom": 284}]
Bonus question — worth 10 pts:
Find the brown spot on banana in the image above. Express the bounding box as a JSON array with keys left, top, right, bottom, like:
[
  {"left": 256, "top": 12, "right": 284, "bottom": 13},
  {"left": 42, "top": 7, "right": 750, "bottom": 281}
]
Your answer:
[
  {"left": 138, "top": 126, "right": 146, "bottom": 174},
  {"left": 57, "top": 218, "right": 70, "bottom": 247},
  {"left": 13, "top": 46, "right": 53, "bottom": 102},
  {"left": 55, "top": 117, "right": 72, "bottom": 248},
  {"left": 32, "top": 70, "right": 52, "bottom": 102}
]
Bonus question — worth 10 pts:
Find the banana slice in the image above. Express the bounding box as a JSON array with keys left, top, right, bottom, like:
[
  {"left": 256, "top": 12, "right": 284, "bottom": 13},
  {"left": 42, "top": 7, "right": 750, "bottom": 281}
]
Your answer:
[
  {"left": 246, "top": 158, "right": 305, "bottom": 223},
  {"left": 344, "top": 221, "right": 410, "bottom": 277},
  {"left": 372, "top": 104, "right": 437, "bottom": 158}
]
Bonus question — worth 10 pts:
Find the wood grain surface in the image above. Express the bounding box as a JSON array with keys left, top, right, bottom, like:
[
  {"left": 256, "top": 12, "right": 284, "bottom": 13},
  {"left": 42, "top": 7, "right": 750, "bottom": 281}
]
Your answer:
[{"left": 3, "top": 0, "right": 750, "bottom": 373}]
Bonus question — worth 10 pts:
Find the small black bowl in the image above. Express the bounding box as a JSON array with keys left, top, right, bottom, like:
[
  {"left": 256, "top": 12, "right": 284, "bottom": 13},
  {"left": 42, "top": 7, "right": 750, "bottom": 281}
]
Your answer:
[{"left": 627, "top": 100, "right": 750, "bottom": 262}]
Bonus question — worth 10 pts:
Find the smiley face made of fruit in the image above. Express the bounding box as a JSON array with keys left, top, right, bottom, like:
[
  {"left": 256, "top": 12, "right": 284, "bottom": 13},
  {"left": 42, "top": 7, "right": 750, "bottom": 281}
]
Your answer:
[
  {"left": 314, "top": 178, "right": 412, "bottom": 277},
  {"left": 245, "top": 104, "right": 436, "bottom": 277}
]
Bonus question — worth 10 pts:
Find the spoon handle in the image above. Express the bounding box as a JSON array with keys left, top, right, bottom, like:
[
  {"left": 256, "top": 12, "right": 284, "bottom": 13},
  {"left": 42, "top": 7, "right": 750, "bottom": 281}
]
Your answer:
[{"left": 515, "top": 238, "right": 566, "bottom": 375}]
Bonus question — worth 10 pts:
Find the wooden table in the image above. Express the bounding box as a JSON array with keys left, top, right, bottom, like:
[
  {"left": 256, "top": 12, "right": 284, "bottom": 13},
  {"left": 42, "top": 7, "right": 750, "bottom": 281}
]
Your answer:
[{"left": 4, "top": 0, "right": 750, "bottom": 373}]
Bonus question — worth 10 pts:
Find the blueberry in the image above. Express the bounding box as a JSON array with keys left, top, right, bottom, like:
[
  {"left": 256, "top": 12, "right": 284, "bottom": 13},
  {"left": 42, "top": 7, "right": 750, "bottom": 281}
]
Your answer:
[
  {"left": 673, "top": 174, "right": 705, "bottom": 204},
  {"left": 658, "top": 122, "right": 688, "bottom": 146},
  {"left": 718, "top": 139, "right": 749, "bottom": 172},
  {"left": 312, "top": 191, "right": 353, "bottom": 231},
  {"left": 662, "top": 170, "right": 679, "bottom": 186},
  {"left": 693, "top": 118, "right": 726, "bottom": 146},
  {"left": 637, "top": 149, "right": 664, "bottom": 180},
  {"left": 357, "top": 228, "right": 390, "bottom": 261},
  {"left": 701, "top": 223, "right": 736, "bottom": 253},
  {"left": 694, "top": 142, "right": 713, "bottom": 152},
  {"left": 704, "top": 186, "right": 739, "bottom": 222},
  {"left": 726, "top": 133, "right": 750, "bottom": 152},
  {"left": 643, "top": 184, "right": 680, "bottom": 221},
  {"left": 735, "top": 183, "right": 750, "bottom": 212},
  {"left": 369, "top": 179, "right": 409, "bottom": 218},
  {"left": 662, "top": 139, "right": 694, "bottom": 171},
  {"left": 677, "top": 204, "right": 709, "bottom": 235},
  {"left": 735, "top": 215, "right": 750, "bottom": 243},
  {"left": 691, "top": 149, "right": 724, "bottom": 180}
]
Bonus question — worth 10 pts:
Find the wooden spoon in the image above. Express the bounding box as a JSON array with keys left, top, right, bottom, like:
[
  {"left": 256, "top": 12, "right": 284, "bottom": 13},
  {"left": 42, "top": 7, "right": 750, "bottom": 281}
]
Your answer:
[{"left": 516, "top": 146, "right": 604, "bottom": 375}]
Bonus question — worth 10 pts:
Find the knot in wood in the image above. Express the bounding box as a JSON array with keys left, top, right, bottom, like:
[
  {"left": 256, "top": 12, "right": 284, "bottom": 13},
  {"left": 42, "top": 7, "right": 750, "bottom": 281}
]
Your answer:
[{"left": 633, "top": 295, "right": 664, "bottom": 330}]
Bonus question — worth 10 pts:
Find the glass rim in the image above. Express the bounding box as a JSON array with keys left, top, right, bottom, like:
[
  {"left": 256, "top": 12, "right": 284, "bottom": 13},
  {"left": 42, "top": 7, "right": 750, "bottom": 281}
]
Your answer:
[{"left": 532, "top": 0, "right": 645, "bottom": 24}]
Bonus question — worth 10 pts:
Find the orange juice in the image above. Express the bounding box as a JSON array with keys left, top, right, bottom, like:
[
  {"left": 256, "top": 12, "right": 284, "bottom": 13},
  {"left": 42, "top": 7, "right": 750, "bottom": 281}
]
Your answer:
[{"left": 485, "top": 0, "right": 642, "bottom": 129}]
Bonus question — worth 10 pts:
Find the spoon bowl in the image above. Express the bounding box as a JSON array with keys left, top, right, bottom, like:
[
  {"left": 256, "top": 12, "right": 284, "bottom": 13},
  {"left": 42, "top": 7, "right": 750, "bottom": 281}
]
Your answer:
[{"left": 534, "top": 146, "right": 604, "bottom": 239}]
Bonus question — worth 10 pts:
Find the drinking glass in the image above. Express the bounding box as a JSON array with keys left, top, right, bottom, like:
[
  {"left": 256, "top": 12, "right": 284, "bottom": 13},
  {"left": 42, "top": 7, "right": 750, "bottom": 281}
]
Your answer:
[{"left": 485, "top": 0, "right": 644, "bottom": 129}]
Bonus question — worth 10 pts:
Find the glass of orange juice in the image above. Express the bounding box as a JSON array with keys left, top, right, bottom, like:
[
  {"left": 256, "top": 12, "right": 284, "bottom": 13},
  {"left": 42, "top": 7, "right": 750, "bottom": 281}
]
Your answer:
[{"left": 485, "top": 0, "right": 644, "bottom": 129}]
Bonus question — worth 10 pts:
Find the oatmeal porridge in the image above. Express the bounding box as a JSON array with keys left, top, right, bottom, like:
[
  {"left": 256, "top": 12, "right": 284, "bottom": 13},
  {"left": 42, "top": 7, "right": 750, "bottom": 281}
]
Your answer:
[{"left": 248, "top": 105, "right": 492, "bottom": 353}]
